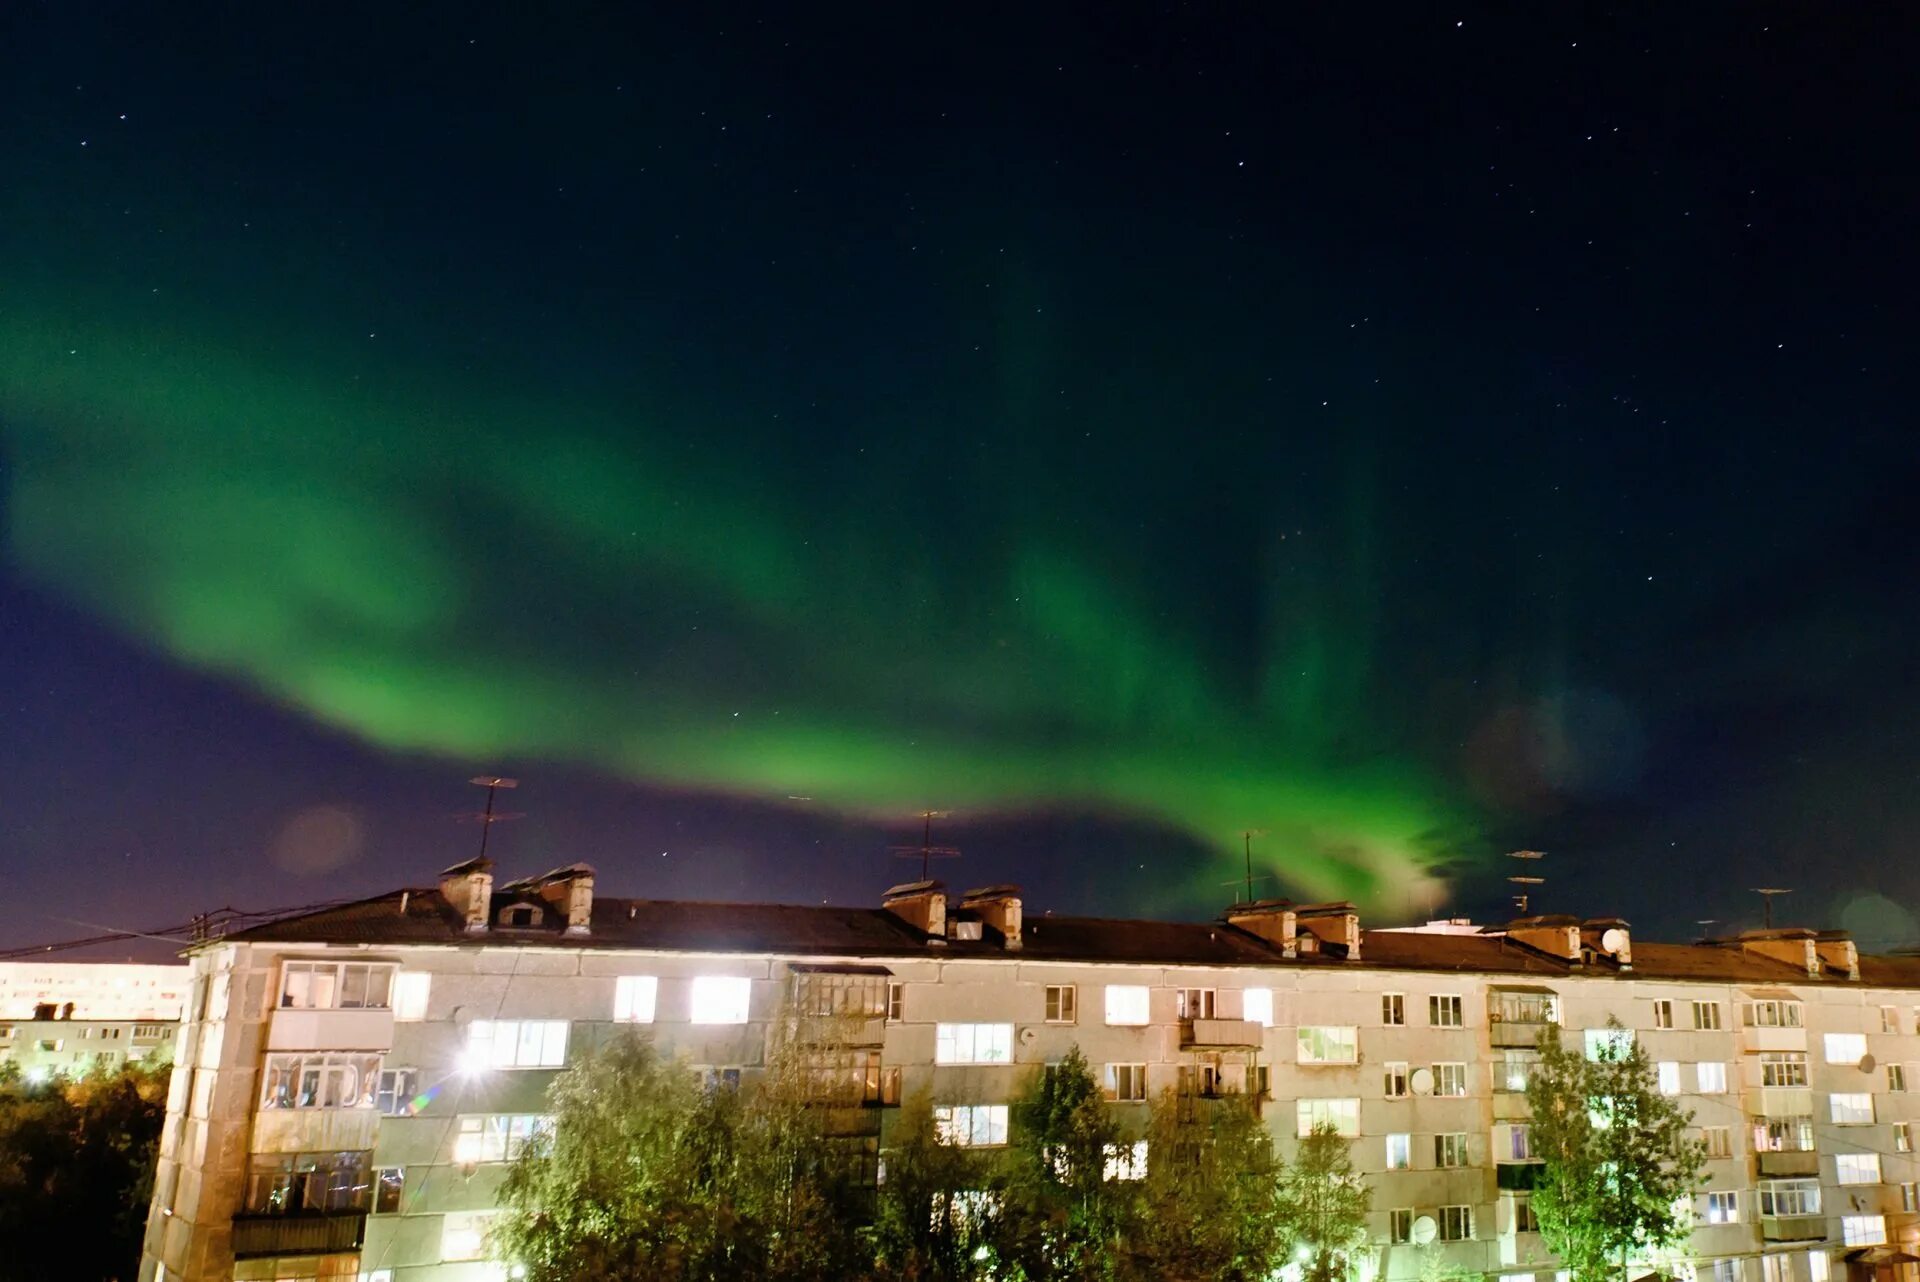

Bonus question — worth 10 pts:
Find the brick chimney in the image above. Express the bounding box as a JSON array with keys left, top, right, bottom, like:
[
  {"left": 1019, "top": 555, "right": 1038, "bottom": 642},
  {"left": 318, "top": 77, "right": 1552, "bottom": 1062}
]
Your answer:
[
  {"left": 884, "top": 880, "right": 948, "bottom": 944},
  {"left": 532, "top": 864, "right": 596, "bottom": 936},
  {"left": 959, "top": 885, "right": 1023, "bottom": 950},
  {"left": 1295, "top": 902, "right": 1362, "bottom": 960},
  {"left": 1814, "top": 931, "right": 1860, "bottom": 981},
  {"left": 439, "top": 858, "right": 494, "bottom": 934},
  {"left": 1224, "top": 900, "right": 1298, "bottom": 957},
  {"left": 1738, "top": 928, "right": 1820, "bottom": 978},
  {"left": 1505, "top": 916, "right": 1582, "bottom": 962}
]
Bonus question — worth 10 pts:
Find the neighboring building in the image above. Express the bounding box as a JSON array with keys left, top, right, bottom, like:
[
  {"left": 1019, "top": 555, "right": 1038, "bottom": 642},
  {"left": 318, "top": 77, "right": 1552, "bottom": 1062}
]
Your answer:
[
  {"left": 138, "top": 858, "right": 1920, "bottom": 1282},
  {"left": 0, "top": 961, "right": 189, "bottom": 1081}
]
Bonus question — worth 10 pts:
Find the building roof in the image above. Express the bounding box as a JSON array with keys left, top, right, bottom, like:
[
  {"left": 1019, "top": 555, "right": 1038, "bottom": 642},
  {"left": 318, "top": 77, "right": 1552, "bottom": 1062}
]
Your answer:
[{"left": 220, "top": 885, "right": 1920, "bottom": 988}]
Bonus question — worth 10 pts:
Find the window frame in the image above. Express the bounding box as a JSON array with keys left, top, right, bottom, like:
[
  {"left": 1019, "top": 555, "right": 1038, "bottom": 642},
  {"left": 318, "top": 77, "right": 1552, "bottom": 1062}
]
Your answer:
[
  {"left": 1429, "top": 994, "right": 1464, "bottom": 1027},
  {"left": 1105, "top": 985, "right": 1150, "bottom": 1026},
  {"left": 1045, "top": 984, "right": 1078, "bottom": 1024},
  {"left": 934, "top": 1023, "right": 1014, "bottom": 1065},
  {"left": 614, "top": 975, "right": 659, "bottom": 1023},
  {"left": 1382, "top": 993, "right": 1405, "bottom": 1026},
  {"left": 465, "top": 1019, "right": 569, "bottom": 1070}
]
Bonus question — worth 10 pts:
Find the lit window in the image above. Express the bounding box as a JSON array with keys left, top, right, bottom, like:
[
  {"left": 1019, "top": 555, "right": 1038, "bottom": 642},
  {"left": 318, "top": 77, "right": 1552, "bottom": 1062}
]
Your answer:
[
  {"left": 1045, "top": 985, "right": 1077, "bottom": 1024},
  {"left": 1105, "top": 985, "right": 1150, "bottom": 1026},
  {"left": 1433, "top": 1062, "right": 1467, "bottom": 1096},
  {"left": 1382, "top": 993, "right": 1405, "bottom": 1025},
  {"left": 1243, "top": 988, "right": 1274, "bottom": 1027},
  {"left": 690, "top": 977, "right": 751, "bottom": 1025},
  {"left": 1508, "top": 1124, "right": 1533, "bottom": 1161},
  {"left": 258, "top": 1052, "right": 382, "bottom": 1109},
  {"left": 1177, "top": 989, "right": 1216, "bottom": 1020},
  {"left": 1761, "top": 1255, "right": 1789, "bottom": 1282},
  {"left": 465, "top": 1020, "right": 568, "bottom": 1069},
  {"left": 1692, "top": 1001, "right": 1722, "bottom": 1030},
  {"left": 1104, "top": 1063, "right": 1147, "bottom": 1102},
  {"left": 614, "top": 975, "right": 658, "bottom": 1023},
  {"left": 1652, "top": 999, "right": 1674, "bottom": 1029},
  {"left": 277, "top": 961, "right": 396, "bottom": 1011},
  {"left": 1584, "top": 1027, "right": 1634, "bottom": 1060},
  {"left": 1296, "top": 1098, "right": 1359, "bottom": 1137},
  {"left": 1657, "top": 1062, "right": 1681, "bottom": 1095},
  {"left": 1757, "top": 1178, "right": 1821, "bottom": 1217},
  {"left": 935, "top": 1023, "right": 1013, "bottom": 1065},
  {"left": 1835, "top": 1153, "right": 1882, "bottom": 1185},
  {"left": 1703, "top": 1191, "right": 1739, "bottom": 1224},
  {"left": 1386, "top": 1133, "right": 1411, "bottom": 1169},
  {"left": 1700, "top": 1126, "right": 1731, "bottom": 1159},
  {"left": 1103, "top": 1140, "right": 1148, "bottom": 1181},
  {"left": 933, "top": 1104, "right": 1008, "bottom": 1147},
  {"left": 1438, "top": 1205, "right": 1473, "bottom": 1241},
  {"left": 1842, "top": 1216, "right": 1887, "bottom": 1247},
  {"left": 1298, "top": 1026, "right": 1358, "bottom": 1064},
  {"left": 1747, "top": 1000, "right": 1803, "bottom": 1028},
  {"left": 1389, "top": 1209, "right": 1413, "bottom": 1243},
  {"left": 392, "top": 972, "right": 431, "bottom": 1022},
  {"left": 1697, "top": 1061, "right": 1728, "bottom": 1094},
  {"left": 441, "top": 1209, "right": 495, "bottom": 1261},
  {"left": 1383, "top": 1061, "right": 1408, "bottom": 1098},
  {"left": 1830, "top": 1093, "right": 1874, "bottom": 1125},
  {"left": 1825, "top": 1033, "right": 1868, "bottom": 1065},
  {"left": 454, "top": 1114, "right": 554, "bottom": 1164},
  {"left": 1429, "top": 995, "right": 1463, "bottom": 1027},
  {"left": 1435, "top": 1133, "right": 1469, "bottom": 1168},
  {"left": 1809, "top": 1251, "right": 1830, "bottom": 1282},
  {"left": 1498, "top": 1050, "right": 1540, "bottom": 1093},
  {"left": 1711, "top": 1261, "right": 1742, "bottom": 1282}
]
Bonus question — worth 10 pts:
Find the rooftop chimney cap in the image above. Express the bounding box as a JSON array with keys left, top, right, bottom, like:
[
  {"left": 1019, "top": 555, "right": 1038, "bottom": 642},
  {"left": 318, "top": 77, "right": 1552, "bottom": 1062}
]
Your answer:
[
  {"left": 961, "top": 884, "right": 1021, "bottom": 901},
  {"left": 1294, "top": 900, "right": 1358, "bottom": 917},
  {"left": 440, "top": 856, "right": 494, "bottom": 877},
  {"left": 885, "top": 879, "right": 944, "bottom": 899}
]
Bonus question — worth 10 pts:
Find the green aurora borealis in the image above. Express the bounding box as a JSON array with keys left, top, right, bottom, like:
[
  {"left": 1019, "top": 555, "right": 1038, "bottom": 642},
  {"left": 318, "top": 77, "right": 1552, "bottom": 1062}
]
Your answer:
[
  {"left": 1, "top": 302, "right": 1461, "bottom": 911},
  {"left": 9, "top": 5, "right": 1917, "bottom": 936}
]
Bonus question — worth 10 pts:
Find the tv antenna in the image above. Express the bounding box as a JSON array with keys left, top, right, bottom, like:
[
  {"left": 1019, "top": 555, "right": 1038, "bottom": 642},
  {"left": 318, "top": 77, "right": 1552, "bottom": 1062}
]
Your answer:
[
  {"left": 1220, "top": 830, "right": 1273, "bottom": 905},
  {"left": 460, "top": 775, "right": 523, "bottom": 863},
  {"left": 1507, "top": 850, "right": 1546, "bottom": 915},
  {"left": 1750, "top": 887, "right": 1793, "bottom": 930},
  {"left": 890, "top": 810, "right": 961, "bottom": 882}
]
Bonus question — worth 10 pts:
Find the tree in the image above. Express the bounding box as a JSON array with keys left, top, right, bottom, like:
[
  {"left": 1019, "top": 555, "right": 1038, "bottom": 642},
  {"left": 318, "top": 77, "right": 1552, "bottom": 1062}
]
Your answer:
[
  {"left": 1123, "top": 1091, "right": 1288, "bottom": 1282},
  {"left": 1525, "top": 1018, "right": 1707, "bottom": 1282},
  {"left": 0, "top": 1055, "right": 170, "bottom": 1282},
  {"left": 869, "top": 1091, "right": 1003, "bottom": 1281},
  {"left": 495, "top": 1030, "right": 870, "bottom": 1282},
  {"left": 1278, "top": 1121, "right": 1372, "bottom": 1282},
  {"left": 1001, "top": 1046, "right": 1135, "bottom": 1282}
]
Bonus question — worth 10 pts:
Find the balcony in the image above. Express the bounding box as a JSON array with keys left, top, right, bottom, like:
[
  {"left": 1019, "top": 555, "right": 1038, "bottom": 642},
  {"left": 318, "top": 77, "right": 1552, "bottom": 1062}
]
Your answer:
[
  {"left": 1497, "top": 1162, "right": 1545, "bottom": 1191},
  {"left": 1757, "top": 1151, "right": 1821, "bottom": 1177},
  {"left": 1754, "top": 1087, "right": 1815, "bottom": 1118},
  {"left": 231, "top": 1212, "right": 367, "bottom": 1258},
  {"left": 1761, "top": 1215, "right": 1826, "bottom": 1242},
  {"left": 1184, "top": 1018, "right": 1263, "bottom": 1048},
  {"left": 266, "top": 1008, "right": 394, "bottom": 1052},
  {"left": 1745, "top": 1027, "right": 1808, "bottom": 1053}
]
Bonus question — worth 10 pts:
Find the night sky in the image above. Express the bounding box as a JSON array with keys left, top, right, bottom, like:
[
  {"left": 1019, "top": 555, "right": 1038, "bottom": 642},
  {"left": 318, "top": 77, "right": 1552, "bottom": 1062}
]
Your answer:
[{"left": 3, "top": 5, "right": 1917, "bottom": 957}]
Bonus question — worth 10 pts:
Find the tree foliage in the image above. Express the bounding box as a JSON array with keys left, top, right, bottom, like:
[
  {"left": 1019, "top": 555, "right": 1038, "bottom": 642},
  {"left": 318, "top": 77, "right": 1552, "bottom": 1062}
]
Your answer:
[
  {"left": 0, "top": 1055, "right": 170, "bottom": 1282},
  {"left": 1525, "top": 1018, "right": 1707, "bottom": 1282},
  {"left": 869, "top": 1091, "right": 1003, "bottom": 1281},
  {"left": 1000, "top": 1046, "right": 1134, "bottom": 1282},
  {"left": 1124, "top": 1091, "right": 1288, "bottom": 1282},
  {"left": 1278, "top": 1121, "right": 1372, "bottom": 1282},
  {"left": 495, "top": 1031, "right": 870, "bottom": 1282}
]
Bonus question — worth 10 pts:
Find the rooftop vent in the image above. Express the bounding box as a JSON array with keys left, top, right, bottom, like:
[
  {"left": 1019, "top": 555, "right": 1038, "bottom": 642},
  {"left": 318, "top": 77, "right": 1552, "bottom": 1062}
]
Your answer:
[
  {"left": 883, "top": 880, "right": 948, "bottom": 945},
  {"left": 439, "top": 858, "right": 494, "bottom": 935},
  {"left": 958, "top": 885, "right": 1023, "bottom": 951}
]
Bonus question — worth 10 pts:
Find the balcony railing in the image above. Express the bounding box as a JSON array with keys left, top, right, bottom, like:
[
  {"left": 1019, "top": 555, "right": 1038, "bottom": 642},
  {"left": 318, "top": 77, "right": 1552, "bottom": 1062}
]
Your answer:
[
  {"left": 1756, "top": 1151, "right": 1821, "bottom": 1177},
  {"left": 1183, "top": 1018, "right": 1262, "bottom": 1048},
  {"left": 1760, "top": 1215, "right": 1825, "bottom": 1242},
  {"left": 231, "top": 1212, "right": 367, "bottom": 1258}
]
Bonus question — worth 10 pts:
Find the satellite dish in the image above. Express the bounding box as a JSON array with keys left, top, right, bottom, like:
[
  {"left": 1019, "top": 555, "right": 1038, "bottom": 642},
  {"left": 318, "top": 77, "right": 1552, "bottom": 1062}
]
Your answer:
[
  {"left": 1410, "top": 1067, "right": 1435, "bottom": 1095},
  {"left": 1018, "top": 1026, "right": 1038, "bottom": 1046},
  {"left": 1860, "top": 1053, "right": 1877, "bottom": 1074},
  {"left": 1601, "top": 928, "right": 1629, "bottom": 954},
  {"left": 1411, "top": 1216, "right": 1438, "bottom": 1245}
]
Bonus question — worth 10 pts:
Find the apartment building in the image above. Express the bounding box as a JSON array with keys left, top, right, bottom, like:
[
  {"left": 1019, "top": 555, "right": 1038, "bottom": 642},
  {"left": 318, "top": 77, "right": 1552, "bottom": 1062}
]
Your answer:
[
  {"left": 139, "top": 858, "right": 1920, "bottom": 1282},
  {"left": 0, "top": 960, "right": 189, "bottom": 1081}
]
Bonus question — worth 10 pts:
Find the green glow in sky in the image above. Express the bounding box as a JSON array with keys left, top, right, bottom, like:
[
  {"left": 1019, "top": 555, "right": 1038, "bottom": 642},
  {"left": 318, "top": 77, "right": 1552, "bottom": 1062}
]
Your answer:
[{"left": 1, "top": 305, "right": 1469, "bottom": 912}]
